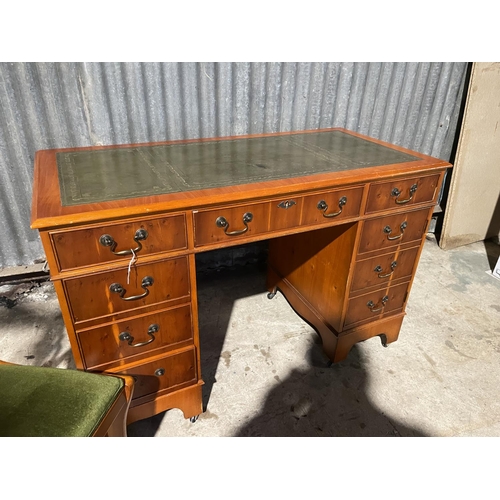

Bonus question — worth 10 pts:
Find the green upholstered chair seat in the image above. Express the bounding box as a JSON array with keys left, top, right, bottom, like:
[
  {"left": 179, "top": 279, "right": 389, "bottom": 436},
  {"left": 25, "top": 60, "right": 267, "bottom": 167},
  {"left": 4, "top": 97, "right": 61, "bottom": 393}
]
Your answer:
[{"left": 0, "top": 365, "right": 124, "bottom": 437}]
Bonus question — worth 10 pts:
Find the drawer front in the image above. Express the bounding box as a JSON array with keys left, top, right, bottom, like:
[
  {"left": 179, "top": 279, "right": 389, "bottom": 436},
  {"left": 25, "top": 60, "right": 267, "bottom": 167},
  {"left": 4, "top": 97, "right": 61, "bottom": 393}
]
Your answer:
[
  {"left": 119, "top": 348, "right": 197, "bottom": 400},
  {"left": 358, "top": 207, "right": 430, "bottom": 255},
  {"left": 301, "top": 186, "right": 364, "bottom": 226},
  {"left": 78, "top": 304, "right": 193, "bottom": 369},
  {"left": 194, "top": 202, "right": 269, "bottom": 246},
  {"left": 64, "top": 256, "right": 190, "bottom": 323},
  {"left": 51, "top": 214, "right": 187, "bottom": 271},
  {"left": 365, "top": 174, "right": 441, "bottom": 214},
  {"left": 344, "top": 282, "right": 409, "bottom": 328},
  {"left": 269, "top": 196, "right": 303, "bottom": 232},
  {"left": 350, "top": 246, "right": 420, "bottom": 293}
]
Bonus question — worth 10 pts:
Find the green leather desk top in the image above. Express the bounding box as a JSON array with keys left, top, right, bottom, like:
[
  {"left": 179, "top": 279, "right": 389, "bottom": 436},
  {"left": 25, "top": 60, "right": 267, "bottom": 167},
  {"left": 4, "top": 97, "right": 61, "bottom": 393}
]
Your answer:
[{"left": 56, "top": 130, "right": 420, "bottom": 207}]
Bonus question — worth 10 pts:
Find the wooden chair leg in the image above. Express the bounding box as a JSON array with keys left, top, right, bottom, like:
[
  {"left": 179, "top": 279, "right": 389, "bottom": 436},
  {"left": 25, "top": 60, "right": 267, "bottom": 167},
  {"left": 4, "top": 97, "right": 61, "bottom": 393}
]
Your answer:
[
  {"left": 104, "top": 394, "right": 129, "bottom": 437},
  {"left": 95, "top": 374, "right": 135, "bottom": 437}
]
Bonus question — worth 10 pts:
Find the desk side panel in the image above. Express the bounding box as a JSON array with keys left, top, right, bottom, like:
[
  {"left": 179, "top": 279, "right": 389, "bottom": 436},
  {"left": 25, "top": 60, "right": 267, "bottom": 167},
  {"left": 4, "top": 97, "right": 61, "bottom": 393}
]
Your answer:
[{"left": 267, "top": 223, "right": 358, "bottom": 332}]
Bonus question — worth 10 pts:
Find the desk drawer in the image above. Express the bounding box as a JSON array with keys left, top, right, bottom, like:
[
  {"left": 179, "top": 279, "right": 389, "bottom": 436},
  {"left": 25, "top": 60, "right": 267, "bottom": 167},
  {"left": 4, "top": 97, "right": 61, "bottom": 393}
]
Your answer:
[
  {"left": 78, "top": 304, "right": 193, "bottom": 369},
  {"left": 344, "top": 282, "right": 409, "bottom": 328},
  {"left": 194, "top": 202, "right": 269, "bottom": 246},
  {"left": 64, "top": 256, "right": 190, "bottom": 323},
  {"left": 301, "top": 186, "right": 364, "bottom": 226},
  {"left": 357, "top": 207, "right": 430, "bottom": 255},
  {"left": 269, "top": 196, "right": 303, "bottom": 232},
  {"left": 365, "top": 174, "right": 441, "bottom": 214},
  {"left": 51, "top": 214, "right": 187, "bottom": 272},
  {"left": 350, "top": 246, "right": 420, "bottom": 293},
  {"left": 117, "top": 348, "right": 197, "bottom": 400}
]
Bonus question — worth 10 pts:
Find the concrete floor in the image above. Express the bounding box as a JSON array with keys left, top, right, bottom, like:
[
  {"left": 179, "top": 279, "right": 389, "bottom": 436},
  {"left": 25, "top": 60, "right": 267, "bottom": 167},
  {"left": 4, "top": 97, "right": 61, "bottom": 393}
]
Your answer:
[{"left": 1, "top": 235, "right": 500, "bottom": 437}]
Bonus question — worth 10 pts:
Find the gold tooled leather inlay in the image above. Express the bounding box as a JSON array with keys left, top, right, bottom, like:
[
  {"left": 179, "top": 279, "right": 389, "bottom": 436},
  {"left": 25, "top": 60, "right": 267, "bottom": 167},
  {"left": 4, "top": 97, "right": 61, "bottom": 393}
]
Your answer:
[{"left": 56, "top": 131, "right": 419, "bottom": 206}]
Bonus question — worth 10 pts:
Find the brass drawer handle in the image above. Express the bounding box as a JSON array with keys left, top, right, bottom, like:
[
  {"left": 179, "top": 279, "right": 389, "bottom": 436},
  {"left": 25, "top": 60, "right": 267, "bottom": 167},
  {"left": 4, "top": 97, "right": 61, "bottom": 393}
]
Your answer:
[
  {"left": 317, "top": 196, "right": 347, "bottom": 218},
  {"left": 109, "top": 276, "right": 154, "bottom": 301},
  {"left": 99, "top": 229, "right": 148, "bottom": 256},
  {"left": 374, "top": 261, "right": 397, "bottom": 278},
  {"left": 384, "top": 221, "right": 407, "bottom": 240},
  {"left": 367, "top": 295, "right": 389, "bottom": 313},
  {"left": 155, "top": 368, "right": 165, "bottom": 377},
  {"left": 119, "top": 323, "right": 159, "bottom": 348},
  {"left": 216, "top": 212, "right": 253, "bottom": 236},
  {"left": 391, "top": 184, "right": 418, "bottom": 204}
]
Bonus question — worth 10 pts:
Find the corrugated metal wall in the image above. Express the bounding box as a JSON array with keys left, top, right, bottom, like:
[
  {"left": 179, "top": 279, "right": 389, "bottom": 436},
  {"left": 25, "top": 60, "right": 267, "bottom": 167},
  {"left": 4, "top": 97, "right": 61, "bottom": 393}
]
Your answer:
[{"left": 0, "top": 62, "right": 468, "bottom": 268}]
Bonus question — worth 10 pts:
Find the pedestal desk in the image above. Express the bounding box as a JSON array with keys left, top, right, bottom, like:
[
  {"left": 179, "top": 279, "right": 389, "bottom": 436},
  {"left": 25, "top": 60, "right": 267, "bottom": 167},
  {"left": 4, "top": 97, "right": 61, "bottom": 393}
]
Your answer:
[{"left": 31, "top": 128, "right": 452, "bottom": 424}]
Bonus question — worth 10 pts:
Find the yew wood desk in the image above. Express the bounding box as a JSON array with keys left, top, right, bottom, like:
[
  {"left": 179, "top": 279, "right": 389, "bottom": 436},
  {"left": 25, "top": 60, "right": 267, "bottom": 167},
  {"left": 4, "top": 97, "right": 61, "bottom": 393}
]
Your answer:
[{"left": 31, "top": 128, "right": 452, "bottom": 424}]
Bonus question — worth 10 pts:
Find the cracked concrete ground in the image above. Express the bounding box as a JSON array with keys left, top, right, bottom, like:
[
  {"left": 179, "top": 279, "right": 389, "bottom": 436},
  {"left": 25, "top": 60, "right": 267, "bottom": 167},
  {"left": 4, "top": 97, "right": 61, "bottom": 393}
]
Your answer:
[{"left": 1, "top": 235, "right": 500, "bottom": 437}]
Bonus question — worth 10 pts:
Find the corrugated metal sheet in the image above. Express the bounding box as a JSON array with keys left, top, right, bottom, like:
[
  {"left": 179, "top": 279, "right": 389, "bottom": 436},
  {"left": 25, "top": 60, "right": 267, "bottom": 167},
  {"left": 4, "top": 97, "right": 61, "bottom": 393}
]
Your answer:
[{"left": 0, "top": 62, "right": 468, "bottom": 268}]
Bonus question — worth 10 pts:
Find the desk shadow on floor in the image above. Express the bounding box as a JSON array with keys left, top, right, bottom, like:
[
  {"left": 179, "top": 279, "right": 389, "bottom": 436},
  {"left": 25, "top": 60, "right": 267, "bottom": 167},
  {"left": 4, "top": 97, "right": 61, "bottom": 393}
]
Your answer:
[
  {"left": 196, "top": 260, "right": 269, "bottom": 411},
  {"left": 127, "top": 260, "right": 269, "bottom": 437},
  {"left": 128, "top": 259, "right": 425, "bottom": 437},
  {"left": 235, "top": 343, "right": 426, "bottom": 437}
]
